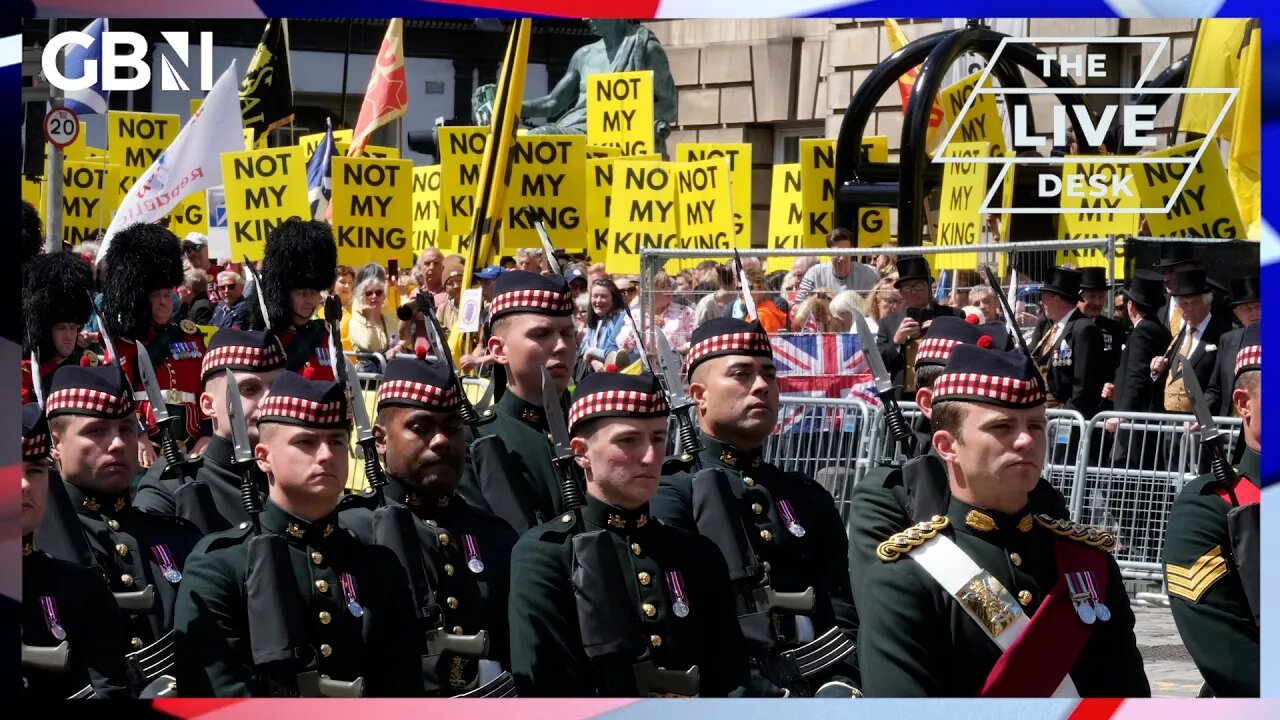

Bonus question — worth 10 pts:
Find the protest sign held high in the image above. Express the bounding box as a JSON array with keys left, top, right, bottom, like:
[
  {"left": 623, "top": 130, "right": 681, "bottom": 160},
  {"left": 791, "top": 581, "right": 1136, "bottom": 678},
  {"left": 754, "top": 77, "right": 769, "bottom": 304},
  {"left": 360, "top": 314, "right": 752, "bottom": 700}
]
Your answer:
[
  {"left": 607, "top": 160, "right": 678, "bottom": 275},
  {"left": 1133, "top": 139, "right": 1247, "bottom": 240},
  {"left": 1057, "top": 159, "right": 1138, "bottom": 277},
  {"left": 502, "top": 135, "right": 586, "bottom": 252},
  {"left": 412, "top": 165, "right": 445, "bottom": 254},
  {"left": 331, "top": 156, "right": 414, "bottom": 267},
  {"left": 933, "top": 141, "right": 989, "bottom": 271},
  {"left": 107, "top": 111, "right": 180, "bottom": 197},
  {"left": 677, "top": 143, "right": 751, "bottom": 246},
  {"left": 60, "top": 160, "right": 121, "bottom": 245},
  {"left": 221, "top": 146, "right": 310, "bottom": 261},
  {"left": 587, "top": 71, "right": 654, "bottom": 156}
]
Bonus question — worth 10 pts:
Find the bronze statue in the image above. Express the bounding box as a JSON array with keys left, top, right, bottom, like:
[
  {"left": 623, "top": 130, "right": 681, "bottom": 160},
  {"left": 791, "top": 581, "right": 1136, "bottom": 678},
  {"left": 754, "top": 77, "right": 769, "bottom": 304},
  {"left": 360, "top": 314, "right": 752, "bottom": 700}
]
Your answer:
[{"left": 472, "top": 20, "right": 678, "bottom": 155}]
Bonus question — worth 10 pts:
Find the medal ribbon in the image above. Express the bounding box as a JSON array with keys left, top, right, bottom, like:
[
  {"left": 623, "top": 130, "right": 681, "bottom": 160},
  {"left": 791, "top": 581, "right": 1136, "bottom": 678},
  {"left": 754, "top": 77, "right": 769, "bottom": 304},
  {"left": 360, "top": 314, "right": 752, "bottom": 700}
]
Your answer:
[
  {"left": 463, "top": 534, "right": 482, "bottom": 566},
  {"left": 777, "top": 500, "right": 800, "bottom": 528},
  {"left": 1081, "top": 571, "right": 1099, "bottom": 603},
  {"left": 664, "top": 571, "right": 687, "bottom": 605},
  {"left": 1064, "top": 572, "right": 1085, "bottom": 601},
  {"left": 150, "top": 544, "right": 176, "bottom": 573},
  {"left": 341, "top": 572, "right": 359, "bottom": 609},
  {"left": 40, "top": 595, "right": 62, "bottom": 637}
]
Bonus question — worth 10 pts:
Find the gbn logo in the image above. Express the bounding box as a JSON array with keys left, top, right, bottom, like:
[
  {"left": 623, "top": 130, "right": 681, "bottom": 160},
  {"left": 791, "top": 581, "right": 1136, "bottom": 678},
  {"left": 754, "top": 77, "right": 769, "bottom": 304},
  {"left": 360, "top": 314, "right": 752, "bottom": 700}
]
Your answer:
[{"left": 43, "top": 31, "right": 214, "bottom": 93}]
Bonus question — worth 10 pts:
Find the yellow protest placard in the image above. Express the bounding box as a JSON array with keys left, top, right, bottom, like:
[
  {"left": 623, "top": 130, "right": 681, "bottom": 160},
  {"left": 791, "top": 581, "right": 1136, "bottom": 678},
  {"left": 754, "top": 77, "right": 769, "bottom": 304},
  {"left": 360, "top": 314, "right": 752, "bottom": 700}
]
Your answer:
[
  {"left": 676, "top": 158, "right": 736, "bottom": 271},
  {"left": 331, "top": 157, "right": 414, "bottom": 267},
  {"left": 933, "top": 141, "right": 989, "bottom": 271},
  {"left": 767, "top": 163, "right": 804, "bottom": 255},
  {"left": 169, "top": 196, "right": 208, "bottom": 239},
  {"left": 337, "top": 142, "right": 400, "bottom": 159},
  {"left": 299, "top": 127, "right": 352, "bottom": 157},
  {"left": 107, "top": 111, "right": 180, "bottom": 196},
  {"left": 799, "top": 138, "right": 835, "bottom": 248},
  {"left": 940, "top": 71, "right": 1006, "bottom": 158},
  {"left": 220, "top": 146, "right": 311, "bottom": 262},
  {"left": 1056, "top": 159, "right": 1138, "bottom": 278},
  {"left": 587, "top": 71, "right": 654, "bottom": 156},
  {"left": 677, "top": 143, "right": 751, "bottom": 248},
  {"left": 1132, "top": 139, "right": 1246, "bottom": 240},
  {"left": 997, "top": 156, "right": 1017, "bottom": 277},
  {"left": 502, "top": 135, "right": 586, "bottom": 252},
  {"left": 61, "top": 122, "right": 89, "bottom": 161},
  {"left": 438, "top": 126, "right": 488, "bottom": 235},
  {"left": 22, "top": 177, "right": 44, "bottom": 221},
  {"left": 587, "top": 154, "right": 662, "bottom": 261},
  {"left": 60, "top": 161, "right": 121, "bottom": 245},
  {"left": 412, "top": 166, "right": 445, "bottom": 254},
  {"left": 855, "top": 136, "right": 891, "bottom": 247},
  {"left": 606, "top": 161, "right": 679, "bottom": 275},
  {"left": 587, "top": 144, "right": 622, "bottom": 159}
]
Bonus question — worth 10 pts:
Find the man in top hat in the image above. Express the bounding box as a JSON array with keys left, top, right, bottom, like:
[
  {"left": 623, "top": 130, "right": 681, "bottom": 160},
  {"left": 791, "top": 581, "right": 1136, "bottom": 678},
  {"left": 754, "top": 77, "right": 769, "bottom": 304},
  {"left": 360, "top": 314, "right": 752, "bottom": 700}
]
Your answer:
[
  {"left": 1205, "top": 275, "right": 1260, "bottom": 417},
  {"left": 1027, "top": 267, "right": 1106, "bottom": 420},
  {"left": 1077, "top": 267, "right": 1125, "bottom": 399},
  {"left": 1150, "top": 267, "right": 1232, "bottom": 415},
  {"left": 1106, "top": 271, "right": 1173, "bottom": 474},
  {"left": 459, "top": 270, "right": 578, "bottom": 531},
  {"left": 134, "top": 330, "right": 286, "bottom": 534},
  {"left": 100, "top": 223, "right": 210, "bottom": 462},
  {"left": 850, "top": 318, "right": 1070, "bottom": 583},
  {"left": 339, "top": 356, "right": 518, "bottom": 696},
  {"left": 34, "top": 364, "right": 201, "bottom": 675},
  {"left": 652, "top": 318, "right": 858, "bottom": 696},
  {"left": 174, "top": 372, "right": 421, "bottom": 697},
  {"left": 256, "top": 219, "right": 340, "bottom": 381},
  {"left": 1153, "top": 243, "right": 1233, "bottom": 332},
  {"left": 509, "top": 371, "right": 753, "bottom": 697},
  {"left": 21, "top": 403, "right": 132, "bottom": 699},
  {"left": 874, "top": 255, "right": 965, "bottom": 398},
  {"left": 856, "top": 343, "right": 1149, "bottom": 697},
  {"left": 21, "top": 251, "right": 97, "bottom": 405},
  {"left": 1164, "top": 324, "right": 1260, "bottom": 697}
]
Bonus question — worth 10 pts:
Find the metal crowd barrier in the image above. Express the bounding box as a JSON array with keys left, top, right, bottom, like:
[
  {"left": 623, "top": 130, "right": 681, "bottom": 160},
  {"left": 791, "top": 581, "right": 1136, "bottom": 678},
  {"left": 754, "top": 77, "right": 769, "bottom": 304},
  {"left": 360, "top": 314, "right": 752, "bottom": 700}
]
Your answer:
[{"left": 764, "top": 397, "right": 880, "bottom": 518}]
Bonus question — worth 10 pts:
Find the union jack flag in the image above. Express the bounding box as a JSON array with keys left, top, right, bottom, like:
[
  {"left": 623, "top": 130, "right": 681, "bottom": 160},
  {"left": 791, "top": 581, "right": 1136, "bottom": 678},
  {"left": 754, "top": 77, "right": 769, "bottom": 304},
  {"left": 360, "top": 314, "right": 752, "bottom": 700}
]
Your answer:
[{"left": 771, "top": 333, "right": 880, "bottom": 434}]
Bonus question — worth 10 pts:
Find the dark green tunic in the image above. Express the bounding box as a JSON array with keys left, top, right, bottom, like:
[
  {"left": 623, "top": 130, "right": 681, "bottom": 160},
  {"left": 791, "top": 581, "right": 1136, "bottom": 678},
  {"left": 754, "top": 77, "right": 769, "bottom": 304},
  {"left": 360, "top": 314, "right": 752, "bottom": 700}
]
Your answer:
[
  {"left": 508, "top": 496, "right": 750, "bottom": 697},
  {"left": 340, "top": 479, "right": 517, "bottom": 696},
  {"left": 172, "top": 502, "right": 422, "bottom": 697},
  {"left": 134, "top": 436, "right": 263, "bottom": 535},
  {"left": 22, "top": 538, "right": 132, "bottom": 699},
  {"left": 857, "top": 497, "right": 1150, "bottom": 697},
  {"left": 460, "top": 390, "right": 568, "bottom": 526},
  {"left": 1164, "top": 447, "right": 1260, "bottom": 697},
  {"left": 652, "top": 434, "right": 858, "bottom": 687}
]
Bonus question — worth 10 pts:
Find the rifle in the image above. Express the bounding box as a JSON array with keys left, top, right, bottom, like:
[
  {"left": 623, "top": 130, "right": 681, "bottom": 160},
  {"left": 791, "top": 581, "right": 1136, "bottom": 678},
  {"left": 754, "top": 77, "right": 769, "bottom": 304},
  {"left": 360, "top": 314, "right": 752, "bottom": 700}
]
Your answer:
[
  {"left": 851, "top": 308, "right": 916, "bottom": 460},
  {"left": 343, "top": 355, "right": 387, "bottom": 505},
  {"left": 541, "top": 366, "right": 586, "bottom": 512}
]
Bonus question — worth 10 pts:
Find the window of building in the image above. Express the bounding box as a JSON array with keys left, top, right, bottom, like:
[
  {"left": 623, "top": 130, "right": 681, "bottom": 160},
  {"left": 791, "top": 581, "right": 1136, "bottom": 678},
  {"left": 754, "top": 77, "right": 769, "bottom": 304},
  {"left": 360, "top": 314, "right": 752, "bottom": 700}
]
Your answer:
[{"left": 773, "top": 124, "right": 826, "bottom": 164}]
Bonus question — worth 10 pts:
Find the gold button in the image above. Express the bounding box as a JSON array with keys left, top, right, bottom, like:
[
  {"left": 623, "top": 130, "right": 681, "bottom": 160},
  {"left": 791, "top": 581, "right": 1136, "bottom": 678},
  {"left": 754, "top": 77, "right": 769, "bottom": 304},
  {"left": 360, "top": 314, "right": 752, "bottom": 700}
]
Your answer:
[
  {"left": 447, "top": 596, "right": 459, "bottom": 609},
  {"left": 743, "top": 476, "right": 755, "bottom": 487},
  {"left": 1017, "top": 590, "right": 1032, "bottom": 606},
  {"left": 108, "top": 519, "right": 121, "bottom": 531},
  {"left": 638, "top": 572, "right": 651, "bottom": 586},
  {"left": 320, "top": 643, "right": 333, "bottom": 657},
  {"left": 131, "top": 637, "right": 143, "bottom": 649},
  {"left": 121, "top": 574, "right": 134, "bottom": 587},
  {"left": 1010, "top": 552, "right": 1022, "bottom": 567},
  {"left": 641, "top": 602, "right": 656, "bottom": 617},
  {"left": 319, "top": 611, "right": 332, "bottom": 624},
  {"left": 439, "top": 533, "right": 450, "bottom": 545},
  {"left": 760, "top": 529, "right": 773, "bottom": 542},
  {"left": 561, "top": 514, "right": 572, "bottom": 523},
  {"left": 315, "top": 580, "right": 329, "bottom": 593},
  {"left": 751, "top": 503, "right": 763, "bottom": 514},
  {"left": 444, "top": 563, "right": 455, "bottom": 576},
  {"left": 311, "top": 552, "right": 324, "bottom": 565},
  {"left": 650, "top": 634, "right": 663, "bottom": 648},
  {"left": 631, "top": 543, "right": 642, "bottom": 556},
  {"left": 240, "top": 522, "right": 250, "bottom": 529},
  {"left": 453, "top": 626, "right": 464, "bottom": 635},
  {"left": 115, "top": 543, "right": 129, "bottom": 556}
]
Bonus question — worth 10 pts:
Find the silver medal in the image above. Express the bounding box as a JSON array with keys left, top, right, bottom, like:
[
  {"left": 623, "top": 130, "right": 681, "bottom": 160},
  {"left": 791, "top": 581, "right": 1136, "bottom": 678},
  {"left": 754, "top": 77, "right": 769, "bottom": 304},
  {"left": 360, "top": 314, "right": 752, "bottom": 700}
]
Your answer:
[
  {"left": 51, "top": 623, "right": 67, "bottom": 641},
  {"left": 1092, "top": 601, "right": 1111, "bottom": 622},
  {"left": 162, "top": 566, "right": 183, "bottom": 584},
  {"left": 787, "top": 522, "right": 806, "bottom": 538},
  {"left": 468, "top": 557, "right": 485, "bottom": 574},
  {"left": 672, "top": 600, "right": 690, "bottom": 618},
  {"left": 1075, "top": 601, "right": 1096, "bottom": 624},
  {"left": 347, "top": 600, "right": 364, "bottom": 618}
]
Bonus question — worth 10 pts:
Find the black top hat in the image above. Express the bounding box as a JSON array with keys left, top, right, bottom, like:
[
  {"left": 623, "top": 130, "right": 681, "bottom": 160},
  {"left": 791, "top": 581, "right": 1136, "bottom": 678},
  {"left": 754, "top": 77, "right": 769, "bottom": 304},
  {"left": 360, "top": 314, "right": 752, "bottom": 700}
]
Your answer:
[
  {"left": 1155, "top": 242, "right": 1199, "bottom": 269},
  {"left": 931, "top": 344, "right": 1046, "bottom": 409},
  {"left": 1078, "top": 267, "right": 1110, "bottom": 291},
  {"left": 376, "top": 356, "right": 462, "bottom": 413},
  {"left": 1230, "top": 275, "right": 1261, "bottom": 307},
  {"left": 568, "top": 371, "right": 669, "bottom": 435},
  {"left": 1168, "top": 267, "right": 1211, "bottom": 297},
  {"left": 200, "top": 329, "right": 287, "bottom": 382},
  {"left": 1125, "top": 269, "right": 1167, "bottom": 308},
  {"left": 1234, "top": 323, "right": 1260, "bottom": 379},
  {"left": 488, "top": 270, "right": 573, "bottom": 323},
  {"left": 915, "top": 316, "right": 986, "bottom": 369},
  {"left": 1040, "top": 267, "right": 1083, "bottom": 301},
  {"left": 686, "top": 317, "right": 772, "bottom": 378},
  {"left": 257, "top": 371, "right": 350, "bottom": 430},
  {"left": 894, "top": 256, "right": 934, "bottom": 289},
  {"left": 22, "top": 403, "right": 49, "bottom": 461},
  {"left": 46, "top": 365, "right": 136, "bottom": 420}
]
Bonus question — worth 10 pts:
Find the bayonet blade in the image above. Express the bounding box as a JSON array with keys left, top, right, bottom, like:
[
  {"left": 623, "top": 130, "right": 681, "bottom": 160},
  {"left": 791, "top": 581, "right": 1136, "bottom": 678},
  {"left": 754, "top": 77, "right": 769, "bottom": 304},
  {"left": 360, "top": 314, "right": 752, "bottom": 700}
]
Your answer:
[
  {"left": 531, "top": 209, "right": 562, "bottom": 276},
  {"left": 475, "top": 374, "right": 496, "bottom": 412},
  {"left": 224, "top": 369, "right": 254, "bottom": 466},
  {"left": 134, "top": 341, "right": 171, "bottom": 424},
  {"left": 1177, "top": 353, "right": 1226, "bottom": 444},
  {"left": 654, "top": 330, "right": 690, "bottom": 406},
  {"left": 29, "top": 351, "right": 45, "bottom": 409},
  {"left": 852, "top": 309, "right": 894, "bottom": 394},
  {"left": 541, "top": 367, "right": 573, "bottom": 461},
  {"left": 243, "top": 258, "right": 271, "bottom": 332},
  {"left": 344, "top": 356, "right": 374, "bottom": 444}
]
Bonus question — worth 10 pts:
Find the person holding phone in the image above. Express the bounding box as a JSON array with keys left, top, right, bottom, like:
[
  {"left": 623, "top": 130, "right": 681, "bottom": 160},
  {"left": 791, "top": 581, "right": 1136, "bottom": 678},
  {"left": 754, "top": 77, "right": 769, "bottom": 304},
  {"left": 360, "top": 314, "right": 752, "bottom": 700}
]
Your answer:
[{"left": 874, "top": 256, "right": 964, "bottom": 399}]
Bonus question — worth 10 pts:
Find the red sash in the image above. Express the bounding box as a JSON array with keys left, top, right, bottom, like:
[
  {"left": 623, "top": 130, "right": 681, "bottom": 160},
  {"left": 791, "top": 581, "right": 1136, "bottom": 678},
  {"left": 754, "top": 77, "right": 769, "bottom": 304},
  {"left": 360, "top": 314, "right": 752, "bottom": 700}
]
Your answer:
[
  {"left": 980, "top": 538, "right": 1109, "bottom": 697},
  {"left": 1212, "top": 476, "right": 1260, "bottom": 506}
]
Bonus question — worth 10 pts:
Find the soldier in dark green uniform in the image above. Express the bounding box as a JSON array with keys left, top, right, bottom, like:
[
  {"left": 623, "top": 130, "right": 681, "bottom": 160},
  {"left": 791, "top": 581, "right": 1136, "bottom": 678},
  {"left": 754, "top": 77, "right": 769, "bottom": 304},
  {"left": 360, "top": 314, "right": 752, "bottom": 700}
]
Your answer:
[
  {"left": 857, "top": 344, "right": 1149, "bottom": 697},
  {"left": 1164, "top": 322, "right": 1260, "bottom": 697},
  {"left": 22, "top": 403, "right": 132, "bottom": 699},
  {"left": 340, "top": 356, "right": 518, "bottom": 696},
  {"left": 851, "top": 318, "right": 1069, "bottom": 584},
  {"left": 460, "top": 270, "right": 577, "bottom": 532},
  {"left": 173, "top": 372, "right": 421, "bottom": 697},
  {"left": 136, "top": 330, "right": 286, "bottom": 533},
  {"left": 652, "top": 318, "right": 858, "bottom": 695},
  {"left": 509, "top": 371, "right": 751, "bottom": 697},
  {"left": 35, "top": 364, "right": 201, "bottom": 684}
]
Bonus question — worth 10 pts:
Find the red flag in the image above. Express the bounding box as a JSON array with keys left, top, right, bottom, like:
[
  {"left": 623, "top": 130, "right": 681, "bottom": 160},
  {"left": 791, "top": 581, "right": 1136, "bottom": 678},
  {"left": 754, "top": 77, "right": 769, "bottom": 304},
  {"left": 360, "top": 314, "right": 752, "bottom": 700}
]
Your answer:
[{"left": 348, "top": 18, "right": 407, "bottom": 158}]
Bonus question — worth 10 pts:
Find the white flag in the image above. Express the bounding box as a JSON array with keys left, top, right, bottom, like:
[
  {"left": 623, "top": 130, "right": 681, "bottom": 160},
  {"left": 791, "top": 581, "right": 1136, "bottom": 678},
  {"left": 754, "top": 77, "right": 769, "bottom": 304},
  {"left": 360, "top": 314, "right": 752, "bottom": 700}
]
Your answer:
[{"left": 99, "top": 60, "right": 244, "bottom": 261}]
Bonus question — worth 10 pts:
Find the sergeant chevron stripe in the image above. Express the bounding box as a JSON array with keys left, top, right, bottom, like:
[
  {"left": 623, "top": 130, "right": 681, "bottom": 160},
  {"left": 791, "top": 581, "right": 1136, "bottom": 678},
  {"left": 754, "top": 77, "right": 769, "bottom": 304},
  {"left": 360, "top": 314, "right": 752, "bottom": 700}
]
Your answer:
[{"left": 1165, "top": 545, "right": 1230, "bottom": 603}]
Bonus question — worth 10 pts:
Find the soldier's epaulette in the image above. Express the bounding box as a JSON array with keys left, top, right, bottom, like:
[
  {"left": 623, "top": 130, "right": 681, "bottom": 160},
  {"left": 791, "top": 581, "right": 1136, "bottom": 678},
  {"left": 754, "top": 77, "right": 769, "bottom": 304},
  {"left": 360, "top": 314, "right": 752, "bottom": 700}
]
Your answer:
[
  {"left": 474, "top": 406, "right": 499, "bottom": 425},
  {"left": 202, "top": 521, "right": 255, "bottom": 551},
  {"left": 661, "top": 454, "right": 696, "bottom": 475},
  {"left": 535, "top": 511, "right": 580, "bottom": 541},
  {"left": 1034, "top": 514, "right": 1116, "bottom": 552},
  {"left": 876, "top": 515, "right": 950, "bottom": 562},
  {"left": 338, "top": 489, "right": 379, "bottom": 511}
]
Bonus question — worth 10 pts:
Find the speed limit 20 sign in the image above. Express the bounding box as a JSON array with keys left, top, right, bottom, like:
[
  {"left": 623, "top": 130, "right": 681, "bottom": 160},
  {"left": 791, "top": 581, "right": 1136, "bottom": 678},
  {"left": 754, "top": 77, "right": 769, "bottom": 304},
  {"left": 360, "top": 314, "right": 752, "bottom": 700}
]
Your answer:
[{"left": 44, "top": 106, "right": 81, "bottom": 149}]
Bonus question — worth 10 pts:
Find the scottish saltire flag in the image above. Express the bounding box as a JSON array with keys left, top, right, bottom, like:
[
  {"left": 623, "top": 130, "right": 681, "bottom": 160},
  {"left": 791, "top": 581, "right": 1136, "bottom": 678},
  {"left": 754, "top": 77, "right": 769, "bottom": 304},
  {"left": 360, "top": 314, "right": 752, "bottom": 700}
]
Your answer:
[
  {"left": 307, "top": 117, "right": 337, "bottom": 220},
  {"left": 62, "top": 18, "right": 109, "bottom": 116},
  {"left": 772, "top": 333, "right": 879, "bottom": 435}
]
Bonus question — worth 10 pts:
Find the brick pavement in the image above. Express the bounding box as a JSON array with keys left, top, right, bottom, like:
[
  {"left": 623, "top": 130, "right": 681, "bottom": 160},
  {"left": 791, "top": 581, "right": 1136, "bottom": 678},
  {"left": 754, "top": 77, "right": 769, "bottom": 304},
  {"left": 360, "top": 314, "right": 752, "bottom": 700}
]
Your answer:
[{"left": 1133, "top": 606, "right": 1202, "bottom": 698}]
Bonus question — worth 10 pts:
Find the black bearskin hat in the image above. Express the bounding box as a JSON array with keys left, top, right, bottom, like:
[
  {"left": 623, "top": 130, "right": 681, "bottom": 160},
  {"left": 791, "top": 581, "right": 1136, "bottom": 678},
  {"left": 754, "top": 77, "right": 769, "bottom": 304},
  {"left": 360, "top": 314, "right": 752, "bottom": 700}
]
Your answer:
[
  {"left": 21, "top": 200, "right": 44, "bottom": 267},
  {"left": 100, "top": 223, "right": 184, "bottom": 339},
  {"left": 22, "top": 251, "right": 94, "bottom": 356},
  {"left": 258, "top": 219, "right": 337, "bottom": 328}
]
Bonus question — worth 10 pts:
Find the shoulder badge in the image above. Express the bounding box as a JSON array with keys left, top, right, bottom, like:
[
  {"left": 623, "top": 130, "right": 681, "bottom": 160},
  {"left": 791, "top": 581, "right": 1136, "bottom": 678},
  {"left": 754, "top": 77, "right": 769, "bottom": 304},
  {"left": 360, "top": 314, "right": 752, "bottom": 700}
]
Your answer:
[
  {"left": 876, "top": 515, "right": 950, "bottom": 562},
  {"left": 1166, "top": 545, "right": 1230, "bottom": 604},
  {"left": 1034, "top": 514, "right": 1116, "bottom": 552},
  {"left": 180, "top": 319, "right": 200, "bottom": 335}
]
